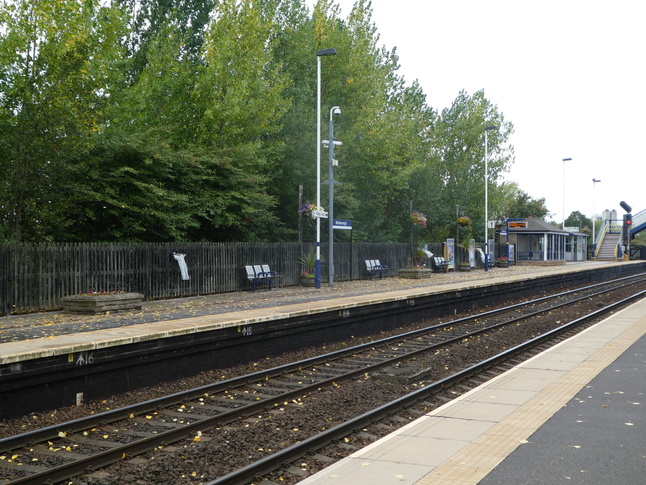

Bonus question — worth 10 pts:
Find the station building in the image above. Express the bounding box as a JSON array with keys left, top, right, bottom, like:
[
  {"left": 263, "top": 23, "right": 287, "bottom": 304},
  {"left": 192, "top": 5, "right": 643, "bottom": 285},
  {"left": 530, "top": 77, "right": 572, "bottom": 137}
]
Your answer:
[{"left": 503, "top": 217, "right": 588, "bottom": 264}]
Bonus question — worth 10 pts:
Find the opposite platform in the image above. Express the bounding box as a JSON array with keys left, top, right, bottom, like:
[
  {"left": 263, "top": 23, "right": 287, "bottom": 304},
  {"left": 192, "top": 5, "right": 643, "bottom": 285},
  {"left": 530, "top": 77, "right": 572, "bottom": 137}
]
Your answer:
[
  {"left": 0, "top": 261, "right": 630, "bottom": 365},
  {"left": 300, "top": 291, "right": 646, "bottom": 484}
]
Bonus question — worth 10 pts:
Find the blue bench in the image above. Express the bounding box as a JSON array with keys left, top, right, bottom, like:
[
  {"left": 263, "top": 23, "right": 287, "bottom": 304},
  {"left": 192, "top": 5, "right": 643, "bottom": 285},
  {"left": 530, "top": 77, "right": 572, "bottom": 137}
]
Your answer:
[
  {"left": 245, "top": 265, "right": 274, "bottom": 292},
  {"left": 366, "top": 260, "right": 388, "bottom": 280},
  {"left": 433, "top": 257, "right": 449, "bottom": 273}
]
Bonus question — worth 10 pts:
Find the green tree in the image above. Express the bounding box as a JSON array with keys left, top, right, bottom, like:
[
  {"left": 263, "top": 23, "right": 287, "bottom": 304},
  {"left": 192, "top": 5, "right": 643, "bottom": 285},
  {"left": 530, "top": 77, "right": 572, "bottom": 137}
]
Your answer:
[
  {"left": 62, "top": 0, "right": 287, "bottom": 242},
  {"left": 428, "top": 90, "right": 514, "bottom": 241},
  {"left": 116, "top": 0, "right": 215, "bottom": 83},
  {"left": 296, "top": 0, "right": 435, "bottom": 242},
  {"left": 0, "top": 0, "right": 125, "bottom": 241},
  {"left": 496, "top": 181, "right": 550, "bottom": 221},
  {"left": 565, "top": 210, "right": 592, "bottom": 233}
]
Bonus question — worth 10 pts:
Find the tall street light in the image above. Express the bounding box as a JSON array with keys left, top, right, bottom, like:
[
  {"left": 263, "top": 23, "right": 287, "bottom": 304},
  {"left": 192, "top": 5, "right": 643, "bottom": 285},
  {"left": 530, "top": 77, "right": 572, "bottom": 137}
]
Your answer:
[
  {"left": 484, "top": 125, "right": 499, "bottom": 272},
  {"left": 326, "top": 106, "right": 341, "bottom": 286},
  {"left": 592, "top": 178, "right": 601, "bottom": 245},
  {"left": 315, "top": 48, "right": 337, "bottom": 289},
  {"left": 562, "top": 158, "right": 572, "bottom": 229}
]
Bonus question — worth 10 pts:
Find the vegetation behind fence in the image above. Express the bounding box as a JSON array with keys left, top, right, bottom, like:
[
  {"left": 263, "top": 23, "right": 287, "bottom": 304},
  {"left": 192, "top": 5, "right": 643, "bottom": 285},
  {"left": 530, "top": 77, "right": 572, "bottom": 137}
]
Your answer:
[{"left": 1, "top": 242, "right": 436, "bottom": 315}]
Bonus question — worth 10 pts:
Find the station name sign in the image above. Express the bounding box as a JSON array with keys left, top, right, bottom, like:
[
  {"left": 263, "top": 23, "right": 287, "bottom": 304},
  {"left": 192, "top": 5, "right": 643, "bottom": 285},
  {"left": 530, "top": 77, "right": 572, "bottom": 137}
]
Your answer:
[{"left": 333, "top": 219, "right": 352, "bottom": 230}]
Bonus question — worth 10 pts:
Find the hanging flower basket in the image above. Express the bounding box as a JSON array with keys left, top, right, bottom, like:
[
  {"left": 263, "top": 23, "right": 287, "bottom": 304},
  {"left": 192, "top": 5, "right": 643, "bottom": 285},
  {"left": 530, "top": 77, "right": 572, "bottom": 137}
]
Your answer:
[
  {"left": 299, "top": 201, "right": 326, "bottom": 218},
  {"left": 458, "top": 216, "right": 472, "bottom": 229},
  {"left": 410, "top": 210, "right": 427, "bottom": 228}
]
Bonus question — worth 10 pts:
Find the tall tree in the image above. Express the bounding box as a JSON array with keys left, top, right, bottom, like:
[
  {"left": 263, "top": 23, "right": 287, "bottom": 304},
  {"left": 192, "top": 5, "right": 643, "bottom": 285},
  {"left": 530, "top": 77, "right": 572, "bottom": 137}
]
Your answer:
[
  {"left": 116, "top": 0, "right": 215, "bottom": 83},
  {"left": 565, "top": 211, "right": 592, "bottom": 233},
  {"left": 497, "top": 181, "right": 550, "bottom": 221},
  {"left": 0, "top": 0, "right": 125, "bottom": 241},
  {"left": 428, "top": 90, "right": 514, "bottom": 241}
]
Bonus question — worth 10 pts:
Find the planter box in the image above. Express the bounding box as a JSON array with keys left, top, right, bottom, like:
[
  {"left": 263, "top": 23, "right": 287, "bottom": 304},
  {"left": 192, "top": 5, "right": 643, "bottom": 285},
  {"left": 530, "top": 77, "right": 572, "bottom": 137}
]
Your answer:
[
  {"left": 398, "top": 269, "right": 433, "bottom": 279},
  {"left": 301, "top": 278, "right": 316, "bottom": 287},
  {"left": 496, "top": 261, "right": 509, "bottom": 268},
  {"left": 458, "top": 265, "right": 471, "bottom": 272},
  {"left": 62, "top": 293, "right": 144, "bottom": 313}
]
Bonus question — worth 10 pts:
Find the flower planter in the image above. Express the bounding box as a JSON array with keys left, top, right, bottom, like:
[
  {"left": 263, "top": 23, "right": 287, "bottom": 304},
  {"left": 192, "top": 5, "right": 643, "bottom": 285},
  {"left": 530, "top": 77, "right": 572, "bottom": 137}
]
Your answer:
[
  {"left": 458, "top": 265, "right": 471, "bottom": 272},
  {"left": 399, "top": 268, "right": 433, "bottom": 279},
  {"left": 300, "top": 278, "right": 316, "bottom": 287},
  {"left": 496, "top": 261, "right": 509, "bottom": 268},
  {"left": 62, "top": 293, "right": 144, "bottom": 314}
]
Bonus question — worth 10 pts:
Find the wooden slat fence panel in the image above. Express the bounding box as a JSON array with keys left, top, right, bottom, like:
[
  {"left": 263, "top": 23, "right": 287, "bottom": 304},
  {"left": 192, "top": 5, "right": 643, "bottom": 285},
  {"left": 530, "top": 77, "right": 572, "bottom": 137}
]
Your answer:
[{"left": 0, "top": 242, "right": 418, "bottom": 315}]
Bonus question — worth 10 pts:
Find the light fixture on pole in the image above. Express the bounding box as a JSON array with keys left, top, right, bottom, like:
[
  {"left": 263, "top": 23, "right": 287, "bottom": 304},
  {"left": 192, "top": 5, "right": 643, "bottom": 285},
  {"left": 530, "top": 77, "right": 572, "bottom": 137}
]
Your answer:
[
  {"left": 484, "top": 125, "right": 499, "bottom": 272},
  {"left": 315, "top": 48, "right": 337, "bottom": 289},
  {"left": 327, "top": 106, "right": 341, "bottom": 287},
  {"left": 562, "top": 158, "right": 572, "bottom": 229},
  {"left": 592, "top": 178, "right": 601, "bottom": 246}
]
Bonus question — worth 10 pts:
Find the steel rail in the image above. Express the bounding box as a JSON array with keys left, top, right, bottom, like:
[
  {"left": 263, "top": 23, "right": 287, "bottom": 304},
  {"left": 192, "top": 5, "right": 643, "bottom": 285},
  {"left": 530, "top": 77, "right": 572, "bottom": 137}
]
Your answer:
[
  {"left": 207, "top": 289, "right": 646, "bottom": 485},
  {"left": 2, "top": 277, "right": 645, "bottom": 485},
  {"left": 4, "top": 273, "right": 641, "bottom": 454}
]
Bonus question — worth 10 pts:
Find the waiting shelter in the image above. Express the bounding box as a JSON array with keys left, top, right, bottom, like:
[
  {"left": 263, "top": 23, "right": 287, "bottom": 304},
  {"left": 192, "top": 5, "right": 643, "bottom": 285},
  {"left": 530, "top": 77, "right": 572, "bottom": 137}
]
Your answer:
[{"left": 504, "top": 217, "right": 588, "bottom": 263}]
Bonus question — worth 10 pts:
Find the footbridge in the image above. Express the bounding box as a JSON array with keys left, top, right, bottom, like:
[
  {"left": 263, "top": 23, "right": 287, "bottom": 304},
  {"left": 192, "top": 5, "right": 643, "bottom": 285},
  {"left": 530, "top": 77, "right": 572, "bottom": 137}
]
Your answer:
[
  {"left": 593, "top": 209, "right": 645, "bottom": 260},
  {"left": 631, "top": 209, "right": 646, "bottom": 237}
]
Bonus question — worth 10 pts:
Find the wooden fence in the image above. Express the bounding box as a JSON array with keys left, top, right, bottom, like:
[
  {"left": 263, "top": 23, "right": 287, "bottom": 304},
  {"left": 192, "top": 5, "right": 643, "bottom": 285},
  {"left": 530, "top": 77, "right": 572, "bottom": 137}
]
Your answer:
[{"left": 1, "top": 241, "right": 443, "bottom": 315}]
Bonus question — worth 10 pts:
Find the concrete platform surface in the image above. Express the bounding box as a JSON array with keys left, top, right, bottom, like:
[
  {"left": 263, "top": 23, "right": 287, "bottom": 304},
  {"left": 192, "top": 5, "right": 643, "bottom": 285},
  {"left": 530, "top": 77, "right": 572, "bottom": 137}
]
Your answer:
[
  {"left": 299, "top": 295, "right": 646, "bottom": 484},
  {"left": 0, "top": 262, "right": 631, "bottom": 364}
]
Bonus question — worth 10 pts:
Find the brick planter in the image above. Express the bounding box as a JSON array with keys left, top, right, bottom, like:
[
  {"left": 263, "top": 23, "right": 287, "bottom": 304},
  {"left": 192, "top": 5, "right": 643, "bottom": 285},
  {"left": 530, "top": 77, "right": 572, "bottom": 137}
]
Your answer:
[
  {"left": 62, "top": 293, "right": 144, "bottom": 313},
  {"left": 398, "top": 269, "right": 433, "bottom": 279}
]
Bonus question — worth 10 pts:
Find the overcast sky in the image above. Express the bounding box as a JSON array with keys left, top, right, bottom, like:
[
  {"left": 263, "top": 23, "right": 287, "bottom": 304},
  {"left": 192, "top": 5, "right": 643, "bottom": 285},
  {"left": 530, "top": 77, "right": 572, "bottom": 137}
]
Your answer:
[{"left": 307, "top": 0, "right": 645, "bottom": 223}]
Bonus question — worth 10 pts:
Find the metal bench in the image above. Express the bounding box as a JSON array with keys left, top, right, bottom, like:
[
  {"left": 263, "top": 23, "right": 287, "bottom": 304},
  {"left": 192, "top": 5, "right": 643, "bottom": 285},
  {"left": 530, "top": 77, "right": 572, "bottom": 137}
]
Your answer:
[
  {"left": 245, "top": 265, "right": 273, "bottom": 292},
  {"left": 432, "top": 257, "right": 449, "bottom": 273},
  {"left": 365, "top": 260, "right": 388, "bottom": 280},
  {"left": 261, "top": 264, "right": 282, "bottom": 287}
]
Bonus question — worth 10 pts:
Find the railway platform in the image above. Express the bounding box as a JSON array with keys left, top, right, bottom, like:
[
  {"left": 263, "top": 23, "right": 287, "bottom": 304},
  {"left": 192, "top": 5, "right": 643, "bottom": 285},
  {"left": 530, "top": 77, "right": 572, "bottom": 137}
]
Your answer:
[
  {"left": 1, "top": 260, "right": 644, "bottom": 484},
  {"left": 300, "top": 289, "right": 646, "bottom": 485}
]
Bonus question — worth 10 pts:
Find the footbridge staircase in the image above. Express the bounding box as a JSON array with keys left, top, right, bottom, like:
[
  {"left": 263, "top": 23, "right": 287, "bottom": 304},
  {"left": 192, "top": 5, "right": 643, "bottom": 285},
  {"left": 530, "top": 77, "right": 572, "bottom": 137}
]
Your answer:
[{"left": 593, "top": 209, "right": 646, "bottom": 261}]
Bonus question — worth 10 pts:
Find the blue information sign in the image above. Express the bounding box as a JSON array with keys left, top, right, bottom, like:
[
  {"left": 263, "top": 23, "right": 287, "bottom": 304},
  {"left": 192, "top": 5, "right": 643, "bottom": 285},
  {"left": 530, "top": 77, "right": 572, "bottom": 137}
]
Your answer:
[{"left": 333, "top": 219, "right": 352, "bottom": 230}]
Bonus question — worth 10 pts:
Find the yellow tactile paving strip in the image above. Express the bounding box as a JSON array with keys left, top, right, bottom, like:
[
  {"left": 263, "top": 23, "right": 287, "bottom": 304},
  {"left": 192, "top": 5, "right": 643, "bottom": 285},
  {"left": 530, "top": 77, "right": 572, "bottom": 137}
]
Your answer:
[
  {"left": 420, "top": 308, "right": 646, "bottom": 484},
  {"left": 300, "top": 297, "right": 646, "bottom": 485}
]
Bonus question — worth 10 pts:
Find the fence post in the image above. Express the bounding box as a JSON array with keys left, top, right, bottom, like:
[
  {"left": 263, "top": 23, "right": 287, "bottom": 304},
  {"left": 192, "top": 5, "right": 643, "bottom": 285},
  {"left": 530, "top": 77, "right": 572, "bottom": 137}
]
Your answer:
[{"left": 0, "top": 245, "right": 10, "bottom": 316}]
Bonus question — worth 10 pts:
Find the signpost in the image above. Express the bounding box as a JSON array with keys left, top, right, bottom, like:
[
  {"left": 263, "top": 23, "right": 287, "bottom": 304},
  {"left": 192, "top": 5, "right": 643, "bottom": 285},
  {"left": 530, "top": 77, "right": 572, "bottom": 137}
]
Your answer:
[
  {"left": 312, "top": 210, "right": 328, "bottom": 219},
  {"left": 332, "top": 219, "right": 352, "bottom": 230}
]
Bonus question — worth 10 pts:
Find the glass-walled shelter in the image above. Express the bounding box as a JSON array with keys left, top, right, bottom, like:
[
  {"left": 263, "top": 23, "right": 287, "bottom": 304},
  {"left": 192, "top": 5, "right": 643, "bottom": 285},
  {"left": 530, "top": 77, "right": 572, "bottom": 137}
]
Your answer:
[{"left": 505, "top": 217, "right": 588, "bottom": 263}]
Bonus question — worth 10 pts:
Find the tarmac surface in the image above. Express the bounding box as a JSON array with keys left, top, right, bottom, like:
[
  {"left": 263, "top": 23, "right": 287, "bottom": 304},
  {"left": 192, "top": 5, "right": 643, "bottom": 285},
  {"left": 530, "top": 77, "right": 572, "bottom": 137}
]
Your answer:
[{"left": 480, "top": 332, "right": 646, "bottom": 485}]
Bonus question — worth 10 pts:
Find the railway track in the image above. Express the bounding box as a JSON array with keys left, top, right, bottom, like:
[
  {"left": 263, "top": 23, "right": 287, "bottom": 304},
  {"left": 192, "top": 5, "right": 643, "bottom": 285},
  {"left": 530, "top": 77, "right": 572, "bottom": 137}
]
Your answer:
[{"left": 1, "top": 274, "right": 646, "bottom": 485}]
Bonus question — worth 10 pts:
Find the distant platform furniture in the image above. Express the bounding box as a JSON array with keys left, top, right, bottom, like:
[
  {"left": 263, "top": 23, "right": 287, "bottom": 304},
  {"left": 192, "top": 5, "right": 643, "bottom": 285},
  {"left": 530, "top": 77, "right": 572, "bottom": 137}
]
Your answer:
[
  {"left": 245, "top": 265, "right": 273, "bottom": 292},
  {"left": 261, "top": 264, "right": 282, "bottom": 287},
  {"left": 432, "top": 257, "right": 449, "bottom": 273},
  {"left": 365, "top": 260, "right": 388, "bottom": 280}
]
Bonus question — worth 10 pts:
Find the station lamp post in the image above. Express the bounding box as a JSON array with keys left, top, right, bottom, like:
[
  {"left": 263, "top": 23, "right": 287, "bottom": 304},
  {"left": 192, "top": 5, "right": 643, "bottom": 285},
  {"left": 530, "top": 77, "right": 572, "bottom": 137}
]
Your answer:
[
  {"left": 315, "top": 48, "right": 337, "bottom": 289},
  {"left": 562, "top": 158, "right": 572, "bottom": 229},
  {"left": 326, "top": 106, "right": 341, "bottom": 286},
  {"left": 592, "top": 178, "right": 601, "bottom": 245},
  {"left": 484, "top": 125, "right": 499, "bottom": 272}
]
